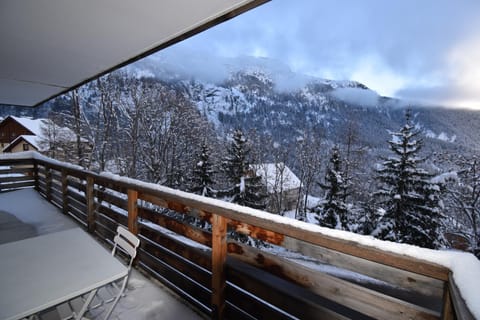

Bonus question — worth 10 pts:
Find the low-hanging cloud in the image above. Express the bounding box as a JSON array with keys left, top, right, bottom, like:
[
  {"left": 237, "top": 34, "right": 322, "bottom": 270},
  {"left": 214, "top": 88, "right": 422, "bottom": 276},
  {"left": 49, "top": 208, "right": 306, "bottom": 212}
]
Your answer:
[
  {"left": 138, "top": 47, "right": 317, "bottom": 92},
  {"left": 331, "top": 87, "right": 380, "bottom": 107}
]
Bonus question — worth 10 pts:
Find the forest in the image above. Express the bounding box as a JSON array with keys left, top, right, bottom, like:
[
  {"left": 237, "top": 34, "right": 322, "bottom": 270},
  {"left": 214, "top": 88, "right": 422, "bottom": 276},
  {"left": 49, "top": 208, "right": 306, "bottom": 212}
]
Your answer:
[{"left": 33, "top": 71, "right": 480, "bottom": 257}]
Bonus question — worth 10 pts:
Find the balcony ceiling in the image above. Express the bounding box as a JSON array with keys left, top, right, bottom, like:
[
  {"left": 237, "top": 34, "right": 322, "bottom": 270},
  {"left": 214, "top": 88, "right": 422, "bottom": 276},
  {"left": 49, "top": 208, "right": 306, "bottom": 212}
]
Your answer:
[{"left": 0, "top": 0, "right": 267, "bottom": 107}]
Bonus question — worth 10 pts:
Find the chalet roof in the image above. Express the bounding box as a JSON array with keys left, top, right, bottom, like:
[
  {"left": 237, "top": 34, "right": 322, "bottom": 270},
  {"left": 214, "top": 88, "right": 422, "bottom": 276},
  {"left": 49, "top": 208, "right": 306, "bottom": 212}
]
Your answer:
[
  {"left": 0, "top": 0, "right": 268, "bottom": 107},
  {"left": 8, "top": 116, "right": 45, "bottom": 136},
  {"left": 252, "top": 163, "right": 301, "bottom": 193},
  {"left": 2, "top": 117, "right": 84, "bottom": 152},
  {"left": 2, "top": 135, "right": 42, "bottom": 152}
]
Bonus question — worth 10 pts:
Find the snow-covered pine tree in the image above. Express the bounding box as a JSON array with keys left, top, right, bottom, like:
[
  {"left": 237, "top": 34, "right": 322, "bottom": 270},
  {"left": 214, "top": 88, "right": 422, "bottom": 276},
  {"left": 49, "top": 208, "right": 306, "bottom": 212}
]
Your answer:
[
  {"left": 221, "top": 129, "right": 267, "bottom": 210},
  {"left": 315, "top": 146, "right": 350, "bottom": 230},
  {"left": 190, "top": 141, "right": 216, "bottom": 197},
  {"left": 374, "top": 110, "right": 445, "bottom": 249},
  {"left": 443, "top": 156, "right": 480, "bottom": 256}
]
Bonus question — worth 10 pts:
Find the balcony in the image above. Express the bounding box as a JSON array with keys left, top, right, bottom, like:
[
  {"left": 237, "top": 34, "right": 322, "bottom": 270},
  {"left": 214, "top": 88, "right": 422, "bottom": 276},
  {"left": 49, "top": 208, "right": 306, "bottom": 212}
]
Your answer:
[{"left": 0, "top": 151, "right": 478, "bottom": 320}]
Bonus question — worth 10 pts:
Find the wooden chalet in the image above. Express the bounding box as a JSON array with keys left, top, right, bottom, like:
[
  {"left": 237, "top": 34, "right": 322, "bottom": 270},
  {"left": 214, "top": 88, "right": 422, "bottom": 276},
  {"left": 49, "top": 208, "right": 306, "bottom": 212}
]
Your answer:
[
  {"left": 0, "top": 116, "right": 42, "bottom": 152},
  {"left": 2, "top": 135, "right": 41, "bottom": 153}
]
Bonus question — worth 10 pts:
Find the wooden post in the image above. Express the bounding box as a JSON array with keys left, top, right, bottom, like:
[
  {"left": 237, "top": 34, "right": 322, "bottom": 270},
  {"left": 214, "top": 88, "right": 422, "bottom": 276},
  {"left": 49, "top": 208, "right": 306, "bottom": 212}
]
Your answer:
[
  {"left": 86, "top": 176, "right": 95, "bottom": 233},
  {"left": 45, "top": 165, "right": 52, "bottom": 202},
  {"left": 33, "top": 162, "right": 39, "bottom": 191},
  {"left": 61, "top": 169, "right": 68, "bottom": 215},
  {"left": 211, "top": 214, "right": 227, "bottom": 320},
  {"left": 127, "top": 189, "right": 138, "bottom": 235}
]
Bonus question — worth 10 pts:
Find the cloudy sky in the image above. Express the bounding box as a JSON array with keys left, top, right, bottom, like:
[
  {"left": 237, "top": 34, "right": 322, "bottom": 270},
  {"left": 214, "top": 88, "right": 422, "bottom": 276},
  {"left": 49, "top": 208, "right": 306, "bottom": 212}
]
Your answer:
[{"left": 159, "top": 0, "right": 480, "bottom": 109}]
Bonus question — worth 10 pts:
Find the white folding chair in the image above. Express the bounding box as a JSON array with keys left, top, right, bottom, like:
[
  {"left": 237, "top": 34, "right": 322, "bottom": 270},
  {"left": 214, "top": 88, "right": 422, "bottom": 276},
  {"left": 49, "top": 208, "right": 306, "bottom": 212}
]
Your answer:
[
  {"left": 72, "top": 226, "right": 140, "bottom": 320},
  {"left": 101, "top": 225, "right": 140, "bottom": 319},
  {"left": 39, "top": 226, "right": 139, "bottom": 320}
]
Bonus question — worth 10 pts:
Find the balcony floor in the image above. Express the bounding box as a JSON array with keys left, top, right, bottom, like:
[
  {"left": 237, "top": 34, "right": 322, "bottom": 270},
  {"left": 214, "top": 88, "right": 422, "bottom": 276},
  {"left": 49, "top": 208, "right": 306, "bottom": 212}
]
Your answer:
[{"left": 0, "top": 188, "right": 206, "bottom": 320}]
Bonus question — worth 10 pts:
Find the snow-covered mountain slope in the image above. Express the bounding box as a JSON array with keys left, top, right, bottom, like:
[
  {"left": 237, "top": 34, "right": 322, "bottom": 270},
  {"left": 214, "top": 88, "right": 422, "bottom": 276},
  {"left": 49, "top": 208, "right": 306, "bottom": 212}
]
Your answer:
[
  {"left": 128, "top": 54, "right": 479, "bottom": 153},
  {"left": 3, "top": 53, "right": 480, "bottom": 154}
]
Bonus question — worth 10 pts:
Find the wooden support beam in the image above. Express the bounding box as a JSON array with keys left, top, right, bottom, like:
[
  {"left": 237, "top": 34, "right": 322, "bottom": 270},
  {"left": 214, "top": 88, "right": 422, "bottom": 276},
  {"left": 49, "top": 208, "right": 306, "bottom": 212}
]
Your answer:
[
  {"left": 33, "top": 162, "right": 39, "bottom": 191},
  {"left": 211, "top": 214, "right": 227, "bottom": 320},
  {"left": 128, "top": 189, "right": 138, "bottom": 235},
  {"left": 86, "top": 175, "right": 95, "bottom": 233},
  {"left": 45, "top": 165, "right": 52, "bottom": 201}
]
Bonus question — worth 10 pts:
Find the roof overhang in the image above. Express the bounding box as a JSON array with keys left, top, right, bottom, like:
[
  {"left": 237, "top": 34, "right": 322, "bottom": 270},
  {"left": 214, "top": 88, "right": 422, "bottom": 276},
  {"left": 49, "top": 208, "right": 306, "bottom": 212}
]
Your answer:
[{"left": 0, "top": 0, "right": 268, "bottom": 107}]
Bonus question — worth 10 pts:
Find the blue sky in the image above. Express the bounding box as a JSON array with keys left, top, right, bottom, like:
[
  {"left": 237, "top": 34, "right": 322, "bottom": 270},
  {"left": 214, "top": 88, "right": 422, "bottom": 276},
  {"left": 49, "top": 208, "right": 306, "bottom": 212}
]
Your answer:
[{"left": 157, "top": 0, "right": 480, "bottom": 109}]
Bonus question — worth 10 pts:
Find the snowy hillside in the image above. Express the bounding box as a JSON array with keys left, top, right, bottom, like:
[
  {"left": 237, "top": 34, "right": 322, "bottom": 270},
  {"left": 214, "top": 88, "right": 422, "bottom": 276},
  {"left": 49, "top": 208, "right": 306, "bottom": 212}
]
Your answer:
[{"left": 123, "top": 52, "right": 480, "bottom": 153}]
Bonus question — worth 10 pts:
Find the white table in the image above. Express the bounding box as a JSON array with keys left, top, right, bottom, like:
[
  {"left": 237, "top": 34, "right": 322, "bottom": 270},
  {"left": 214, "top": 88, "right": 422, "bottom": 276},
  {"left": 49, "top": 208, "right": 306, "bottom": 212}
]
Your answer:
[{"left": 0, "top": 228, "right": 128, "bottom": 320}]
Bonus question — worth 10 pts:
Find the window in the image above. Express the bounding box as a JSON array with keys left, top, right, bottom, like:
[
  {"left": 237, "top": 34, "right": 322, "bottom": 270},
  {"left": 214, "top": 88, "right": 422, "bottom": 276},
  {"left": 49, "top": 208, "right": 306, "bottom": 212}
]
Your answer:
[{"left": 23, "top": 144, "right": 29, "bottom": 151}]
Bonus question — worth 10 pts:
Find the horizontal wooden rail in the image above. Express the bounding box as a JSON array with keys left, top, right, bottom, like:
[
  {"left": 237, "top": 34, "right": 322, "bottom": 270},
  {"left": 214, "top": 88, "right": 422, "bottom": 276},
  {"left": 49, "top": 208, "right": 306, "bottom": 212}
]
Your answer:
[{"left": 0, "top": 154, "right": 475, "bottom": 320}]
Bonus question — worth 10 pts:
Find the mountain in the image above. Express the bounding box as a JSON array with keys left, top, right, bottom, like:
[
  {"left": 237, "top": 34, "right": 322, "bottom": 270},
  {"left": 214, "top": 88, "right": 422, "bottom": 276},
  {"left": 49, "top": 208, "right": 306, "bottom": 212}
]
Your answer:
[
  {"left": 126, "top": 53, "right": 480, "bottom": 156},
  {"left": 2, "top": 52, "right": 480, "bottom": 158}
]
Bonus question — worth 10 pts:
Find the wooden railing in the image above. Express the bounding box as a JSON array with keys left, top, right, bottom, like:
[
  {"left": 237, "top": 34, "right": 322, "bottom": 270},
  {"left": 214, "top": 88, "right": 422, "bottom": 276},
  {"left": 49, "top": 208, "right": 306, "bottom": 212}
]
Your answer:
[{"left": 0, "top": 154, "right": 476, "bottom": 320}]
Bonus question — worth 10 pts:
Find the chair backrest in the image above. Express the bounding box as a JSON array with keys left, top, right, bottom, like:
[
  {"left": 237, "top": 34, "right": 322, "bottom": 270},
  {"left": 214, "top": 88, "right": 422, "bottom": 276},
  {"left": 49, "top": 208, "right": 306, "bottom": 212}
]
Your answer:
[{"left": 112, "top": 226, "right": 140, "bottom": 269}]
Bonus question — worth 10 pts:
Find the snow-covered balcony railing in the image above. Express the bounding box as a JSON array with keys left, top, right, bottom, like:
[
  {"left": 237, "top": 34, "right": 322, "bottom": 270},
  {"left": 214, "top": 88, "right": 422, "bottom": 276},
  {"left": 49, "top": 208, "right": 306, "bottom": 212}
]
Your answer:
[{"left": 1, "top": 152, "right": 478, "bottom": 320}]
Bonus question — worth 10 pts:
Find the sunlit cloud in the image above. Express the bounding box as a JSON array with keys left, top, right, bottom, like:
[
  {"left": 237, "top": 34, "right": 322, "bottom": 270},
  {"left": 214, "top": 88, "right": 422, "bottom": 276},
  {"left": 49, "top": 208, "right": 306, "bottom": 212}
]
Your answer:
[{"left": 151, "top": 0, "right": 480, "bottom": 109}]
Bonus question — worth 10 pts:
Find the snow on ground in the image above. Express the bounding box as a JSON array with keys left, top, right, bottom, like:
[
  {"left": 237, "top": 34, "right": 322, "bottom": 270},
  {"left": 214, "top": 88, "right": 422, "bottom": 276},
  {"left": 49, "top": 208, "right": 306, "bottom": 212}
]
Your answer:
[{"left": 0, "top": 188, "right": 77, "bottom": 237}]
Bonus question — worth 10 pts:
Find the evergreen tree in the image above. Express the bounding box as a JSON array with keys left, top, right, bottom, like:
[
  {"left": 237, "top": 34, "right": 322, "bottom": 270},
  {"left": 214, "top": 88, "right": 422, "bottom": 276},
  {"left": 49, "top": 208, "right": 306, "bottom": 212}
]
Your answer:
[
  {"left": 374, "top": 110, "right": 445, "bottom": 249},
  {"left": 190, "top": 141, "right": 216, "bottom": 197},
  {"left": 221, "top": 129, "right": 267, "bottom": 210},
  {"left": 315, "top": 146, "right": 350, "bottom": 230},
  {"left": 442, "top": 156, "right": 480, "bottom": 256}
]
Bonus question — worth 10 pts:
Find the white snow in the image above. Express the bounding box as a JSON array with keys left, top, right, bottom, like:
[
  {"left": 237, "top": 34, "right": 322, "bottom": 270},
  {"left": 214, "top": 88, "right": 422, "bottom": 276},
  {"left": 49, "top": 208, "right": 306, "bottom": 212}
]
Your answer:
[
  {"left": 425, "top": 129, "right": 457, "bottom": 143},
  {"left": 239, "top": 176, "right": 245, "bottom": 193},
  {"left": 0, "top": 188, "right": 78, "bottom": 238},
  {"left": 431, "top": 171, "right": 459, "bottom": 184},
  {"left": 10, "top": 116, "right": 45, "bottom": 135},
  {"left": 251, "top": 163, "right": 301, "bottom": 193},
  {"left": 3, "top": 135, "right": 43, "bottom": 152}
]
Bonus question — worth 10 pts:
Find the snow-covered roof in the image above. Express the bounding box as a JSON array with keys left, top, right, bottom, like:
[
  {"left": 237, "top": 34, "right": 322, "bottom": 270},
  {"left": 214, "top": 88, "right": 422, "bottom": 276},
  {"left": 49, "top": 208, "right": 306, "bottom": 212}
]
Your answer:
[
  {"left": 252, "top": 163, "right": 301, "bottom": 193},
  {"left": 2, "top": 135, "right": 43, "bottom": 152},
  {"left": 10, "top": 116, "right": 46, "bottom": 136},
  {"left": 2, "top": 117, "right": 84, "bottom": 152}
]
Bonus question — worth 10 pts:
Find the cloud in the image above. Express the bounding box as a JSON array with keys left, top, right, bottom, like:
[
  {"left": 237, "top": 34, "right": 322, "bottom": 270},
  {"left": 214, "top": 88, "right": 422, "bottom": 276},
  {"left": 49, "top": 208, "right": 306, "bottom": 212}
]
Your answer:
[
  {"left": 164, "top": 0, "right": 480, "bottom": 108},
  {"left": 397, "top": 85, "right": 480, "bottom": 110},
  {"left": 331, "top": 87, "right": 380, "bottom": 107},
  {"left": 140, "top": 47, "right": 316, "bottom": 91}
]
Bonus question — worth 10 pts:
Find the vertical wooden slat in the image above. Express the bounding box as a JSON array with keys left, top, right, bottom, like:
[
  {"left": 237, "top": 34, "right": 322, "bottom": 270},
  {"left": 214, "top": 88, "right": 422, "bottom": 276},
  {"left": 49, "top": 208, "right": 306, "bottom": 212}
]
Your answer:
[
  {"left": 61, "top": 169, "right": 68, "bottom": 215},
  {"left": 45, "top": 165, "right": 52, "bottom": 201},
  {"left": 442, "top": 282, "right": 454, "bottom": 320},
  {"left": 211, "top": 214, "right": 227, "bottom": 320},
  {"left": 128, "top": 189, "right": 138, "bottom": 235},
  {"left": 33, "top": 162, "right": 39, "bottom": 191},
  {"left": 86, "top": 175, "right": 95, "bottom": 232}
]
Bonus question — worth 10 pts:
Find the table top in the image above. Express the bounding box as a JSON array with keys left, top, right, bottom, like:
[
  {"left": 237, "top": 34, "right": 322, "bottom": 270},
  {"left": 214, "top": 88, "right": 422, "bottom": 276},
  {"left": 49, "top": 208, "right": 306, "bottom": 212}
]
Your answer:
[{"left": 0, "top": 228, "right": 127, "bottom": 320}]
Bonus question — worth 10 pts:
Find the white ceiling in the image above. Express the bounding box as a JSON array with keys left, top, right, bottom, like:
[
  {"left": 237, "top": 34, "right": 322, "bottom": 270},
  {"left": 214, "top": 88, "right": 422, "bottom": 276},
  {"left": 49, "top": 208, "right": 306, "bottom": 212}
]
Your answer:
[{"left": 0, "top": 0, "right": 267, "bottom": 107}]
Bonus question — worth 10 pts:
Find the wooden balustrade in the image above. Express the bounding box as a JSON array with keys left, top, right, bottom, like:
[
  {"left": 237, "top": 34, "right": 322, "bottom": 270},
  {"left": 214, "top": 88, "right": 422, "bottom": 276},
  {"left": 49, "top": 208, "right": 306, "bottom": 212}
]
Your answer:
[{"left": 0, "top": 155, "right": 476, "bottom": 320}]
